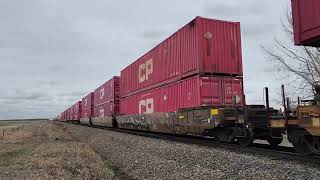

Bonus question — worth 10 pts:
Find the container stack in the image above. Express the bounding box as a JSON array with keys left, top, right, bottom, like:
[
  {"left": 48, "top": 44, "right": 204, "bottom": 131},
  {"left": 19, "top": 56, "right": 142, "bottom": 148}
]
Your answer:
[
  {"left": 120, "top": 16, "right": 244, "bottom": 115},
  {"left": 91, "top": 76, "right": 120, "bottom": 126},
  {"left": 72, "top": 101, "right": 82, "bottom": 121},
  {"left": 80, "top": 92, "right": 94, "bottom": 125}
]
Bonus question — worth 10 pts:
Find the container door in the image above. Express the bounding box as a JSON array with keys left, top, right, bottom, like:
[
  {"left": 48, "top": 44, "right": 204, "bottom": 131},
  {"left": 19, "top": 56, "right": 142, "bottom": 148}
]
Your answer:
[
  {"left": 200, "top": 76, "right": 221, "bottom": 106},
  {"left": 223, "top": 77, "right": 243, "bottom": 106},
  {"left": 198, "top": 18, "right": 242, "bottom": 75}
]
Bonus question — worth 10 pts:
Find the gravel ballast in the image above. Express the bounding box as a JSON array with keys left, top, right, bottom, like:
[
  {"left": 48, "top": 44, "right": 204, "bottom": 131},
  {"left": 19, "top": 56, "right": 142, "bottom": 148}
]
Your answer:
[{"left": 64, "top": 123, "right": 320, "bottom": 180}]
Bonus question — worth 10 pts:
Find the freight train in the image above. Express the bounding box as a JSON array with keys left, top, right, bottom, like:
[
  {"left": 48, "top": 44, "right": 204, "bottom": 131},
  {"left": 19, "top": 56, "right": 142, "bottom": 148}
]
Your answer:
[{"left": 58, "top": 16, "right": 320, "bottom": 155}]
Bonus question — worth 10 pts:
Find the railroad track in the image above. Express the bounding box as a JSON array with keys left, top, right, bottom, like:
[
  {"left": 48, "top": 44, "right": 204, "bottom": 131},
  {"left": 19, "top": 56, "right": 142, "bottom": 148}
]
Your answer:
[{"left": 66, "top": 122, "right": 320, "bottom": 165}]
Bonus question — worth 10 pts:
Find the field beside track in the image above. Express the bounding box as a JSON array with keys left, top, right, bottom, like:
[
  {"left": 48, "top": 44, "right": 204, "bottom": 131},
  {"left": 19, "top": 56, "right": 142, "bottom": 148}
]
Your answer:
[
  {"left": 0, "top": 121, "right": 116, "bottom": 179},
  {"left": 0, "top": 121, "right": 319, "bottom": 179}
]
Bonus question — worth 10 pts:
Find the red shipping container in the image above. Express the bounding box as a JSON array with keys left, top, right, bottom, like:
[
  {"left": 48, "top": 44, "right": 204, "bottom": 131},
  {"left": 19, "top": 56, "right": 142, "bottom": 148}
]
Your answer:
[
  {"left": 59, "top": 112, "right": 64, "bottom": 122},
  {"left": 69, "top": 106, "right": 75, "bottom": 120},
  {"left": 292, "top": 0, "right": 320, "bottom": 47},
  {"left": 94, "top": 76, "right": 120, "bottom": 106},
  {"left": 121, "top": 16, "right": 243, "bottom": 97},
  {"left": 67, "top": 108, "right": 72, "bottom": 120},
  {"left": 69, "top": 106, "right": 74, "bottom": 120},
  {"left": 120, "top": 75, "right": 244, "bottom": 115},
  {"left": 61, "top": 111, "right": 64, "bottom": 121},
  {"left": 92, "top": 101, "right": 120, "bottom": 118},
  {"left": 81, "top": 92, "right": 94, "bottom": 118},
  {"left": 73, "top": 101, "right": 82, "bottom": 120},
  {"left": 63, "top": 111, "right": 67, "bottom": 121}
]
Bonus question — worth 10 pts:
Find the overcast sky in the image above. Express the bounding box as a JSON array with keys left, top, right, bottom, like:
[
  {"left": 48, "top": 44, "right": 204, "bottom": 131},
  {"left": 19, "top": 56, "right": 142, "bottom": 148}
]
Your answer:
[{"left": 0, "top": 0, "right": 291, "bottom": 119}]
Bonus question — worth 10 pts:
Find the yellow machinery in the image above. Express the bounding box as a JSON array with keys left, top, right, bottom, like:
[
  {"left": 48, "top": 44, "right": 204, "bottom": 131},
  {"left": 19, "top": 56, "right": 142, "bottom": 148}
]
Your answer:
[{"left": 286, "top": 100, "right": 320, "bottom": 155}]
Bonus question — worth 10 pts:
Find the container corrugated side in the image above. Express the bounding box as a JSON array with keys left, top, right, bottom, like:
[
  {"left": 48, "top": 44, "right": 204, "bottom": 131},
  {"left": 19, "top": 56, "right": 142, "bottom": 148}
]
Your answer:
[
  {"left": 120, "top": 75, "right": 244, "bottom": 115},
  {"left": 92, "top": 101, "right": 120, "bottom": 117},
  {"left": 67, "top": 107, "right": 72, "bottom": 120},
  {"left": 292, "top": 0, "right": 320, "bottom": 47},
  {"left": 63, "top": 111, "right": 67, "bottom": 121},
  {"left": 81, "top": 92, "right": 94, "bottom": 118},
  {"left": 59, "top": 112, "right": 64, "bottom": 121},
  {"left": 120, "top": 16, "right": 243, "bottom": 97},
  {"left": 94, "top": 76, "right": 120, "bottom": 106},
  {"left": 73, "top": 101, "right": 82, "bottom": 120}
]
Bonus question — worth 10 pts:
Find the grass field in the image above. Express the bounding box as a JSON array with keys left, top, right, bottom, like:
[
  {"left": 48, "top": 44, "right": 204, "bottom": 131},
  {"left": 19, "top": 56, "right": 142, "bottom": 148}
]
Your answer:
[{"left": 0, "top": 121, "right": 115, "bottom": 179}]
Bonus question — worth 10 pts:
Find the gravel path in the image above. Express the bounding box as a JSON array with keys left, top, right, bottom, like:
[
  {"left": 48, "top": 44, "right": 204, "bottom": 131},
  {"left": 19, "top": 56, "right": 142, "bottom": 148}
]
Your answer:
[{"left": 64, "top": 123, "right": 320, "bottom": 180}]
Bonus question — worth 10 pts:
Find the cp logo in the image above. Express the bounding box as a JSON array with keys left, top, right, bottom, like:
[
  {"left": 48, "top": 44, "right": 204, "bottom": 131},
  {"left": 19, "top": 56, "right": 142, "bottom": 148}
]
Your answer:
[
  {"left": 139, "top": 59, "right": 153, "bottom": 83},
  {"left": 139, "top": 98, "right": 154, "bottom": 114}
]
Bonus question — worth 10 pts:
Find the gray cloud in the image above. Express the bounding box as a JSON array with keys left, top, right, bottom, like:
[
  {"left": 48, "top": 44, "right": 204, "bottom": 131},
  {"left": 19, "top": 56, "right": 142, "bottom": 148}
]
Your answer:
[
  {"left": 140, "top": 29, "right": 167, "bottom": 39},
  {"left": 0, "top": 90, "right": 47, "bottom": 101},
  {"left": 39, "top": 80, "right": 61, "bottom": 86},
  {"left": 204, "top": 1, "right": 268, "bottom": 17}
]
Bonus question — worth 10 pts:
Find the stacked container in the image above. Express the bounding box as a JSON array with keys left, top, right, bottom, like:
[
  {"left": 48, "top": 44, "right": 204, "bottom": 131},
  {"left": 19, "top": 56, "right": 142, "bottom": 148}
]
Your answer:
[
  {"left": 91, "top": 76, "right": 120, "bottom": 127},
  {"left": 72, "top": 101, "right": 82, "bottom": 121},
  {"left": 59, "top": 112, "right": 65, "bottom": 122},
  {"left": 120, "top": 16, "right": 244, "bottom": 115},
  {"left": 80, "top": 92, "right": 94, "bottom": 125},
  {"left": 292, "top": 0, "right": 320, "bottom": 47},
  {"left": 66, "top": 108, "right": 71, "bottom": 121}
]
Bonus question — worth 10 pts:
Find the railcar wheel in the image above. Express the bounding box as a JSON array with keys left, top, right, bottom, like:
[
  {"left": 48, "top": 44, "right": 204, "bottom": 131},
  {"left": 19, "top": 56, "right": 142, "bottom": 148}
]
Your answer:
[
  {"left": 289, "top": 129, "right": 315, "bottom": 155},
  {"left": 238, "top": 137, "right": 253, "bottom": 147},
  {"left": 267, "top": 137, "right": 283, "bottom": 147},
  {"left": 293, "top": 137, "right": 314, "bottom": 155},
  {"left": 237, "top": 130, "right": 253, "bottom": 147}
]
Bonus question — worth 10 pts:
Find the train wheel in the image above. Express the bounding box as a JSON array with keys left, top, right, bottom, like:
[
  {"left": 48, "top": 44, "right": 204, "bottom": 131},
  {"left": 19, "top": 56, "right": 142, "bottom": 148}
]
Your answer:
[
  {"left": 289, "top": 129, "right": 314, "bottom": 155},
  {"left": 238, "top": 137, "right": 252, "bottom": 147},
  {"left": 237, "top": 130, "right": 253, "bottom": 147},
  {"left": 292, "top": 137, "right": 314, "bottom": 155},
  {"left": 267, "top": 137, "right": 283, "bottom": 147}
]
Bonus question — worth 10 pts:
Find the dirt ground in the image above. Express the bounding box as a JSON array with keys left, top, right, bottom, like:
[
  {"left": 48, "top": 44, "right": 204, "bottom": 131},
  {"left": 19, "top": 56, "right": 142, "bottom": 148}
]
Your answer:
[{"left": 0, "top": 121, "right": 115, "bottom": 180}]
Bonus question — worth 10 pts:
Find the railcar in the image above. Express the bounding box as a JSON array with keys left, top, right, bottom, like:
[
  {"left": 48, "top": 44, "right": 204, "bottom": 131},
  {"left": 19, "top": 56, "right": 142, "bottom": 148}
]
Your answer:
[{"left": 284, "top": 100, "right": 320, "bottom": 155}]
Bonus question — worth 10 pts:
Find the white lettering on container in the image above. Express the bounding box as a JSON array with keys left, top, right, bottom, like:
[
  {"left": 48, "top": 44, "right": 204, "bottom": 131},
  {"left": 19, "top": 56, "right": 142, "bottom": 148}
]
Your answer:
[
  {"left": 100, "top": 108, "right": 104, "bottom": 117},
  {"left": 100, "top": 88, "right": 104, "bottom": 100},
  {"left": 139, "top": 98, "right": 154, "bottom": 114},
  {"left": 139, "top": 59, "right": 153, "bottom": 83}
]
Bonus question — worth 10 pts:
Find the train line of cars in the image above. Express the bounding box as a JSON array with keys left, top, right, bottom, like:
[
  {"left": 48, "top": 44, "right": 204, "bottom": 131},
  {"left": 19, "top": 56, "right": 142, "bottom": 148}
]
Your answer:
[{"left": 58, "top": 2, "right": 320, "bottom": 156}]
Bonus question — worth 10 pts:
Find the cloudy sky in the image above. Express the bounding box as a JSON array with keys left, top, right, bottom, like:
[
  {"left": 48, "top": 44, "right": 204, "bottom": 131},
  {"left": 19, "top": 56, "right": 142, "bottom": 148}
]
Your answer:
[{"left": 0, "top": 0, "right": 291, "bottom": 119}]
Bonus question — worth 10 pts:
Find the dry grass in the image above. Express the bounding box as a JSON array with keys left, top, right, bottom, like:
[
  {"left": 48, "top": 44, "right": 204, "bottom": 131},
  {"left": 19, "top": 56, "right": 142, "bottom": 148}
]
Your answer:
[{"left": 0, "top": 122, "right": 115, "bottom": 180}]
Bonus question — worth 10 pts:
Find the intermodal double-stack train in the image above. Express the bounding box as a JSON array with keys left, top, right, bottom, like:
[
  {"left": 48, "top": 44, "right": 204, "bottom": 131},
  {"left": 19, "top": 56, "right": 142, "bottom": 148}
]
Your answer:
[{"left": 58, "top": 1, "right": 320, "bottom": 156}]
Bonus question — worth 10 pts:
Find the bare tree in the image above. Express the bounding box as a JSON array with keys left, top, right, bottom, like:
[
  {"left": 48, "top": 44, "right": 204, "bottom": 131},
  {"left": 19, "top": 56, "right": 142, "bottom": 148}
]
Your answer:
[{"left": 262, "top": 9, "right": 320, "bottom": 100}]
